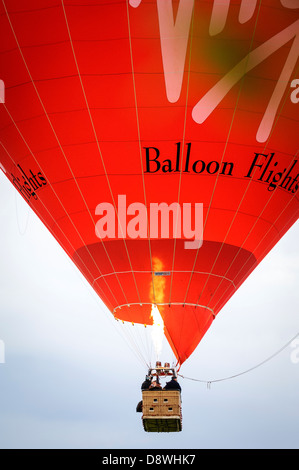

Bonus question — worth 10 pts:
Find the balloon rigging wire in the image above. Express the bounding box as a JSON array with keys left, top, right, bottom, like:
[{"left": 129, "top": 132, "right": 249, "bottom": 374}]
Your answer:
[
  {"left": 169, "top": 4, "right": 195, "bottom": 306},
  {"left": 125, "top": 0, "right": 156, "bottom": 304},
  {"left": 178, "top": 332, "right": 299, "bottom": 386},
  {"left": 62, "top": 0, "right": 138, "bottom": 306},
  {"left": 3, "top": 2, "right": 298, "bottom": 374},
  {"left": 207, "top": 84, "right": 299, "bottom": 314},
  {"left": 3, "top": 3, "right": 122, "bottom": 308},
  {"left": 117, "top": 322, "right": 150, "bottom": 369},
  {"left": 199, "top": 51, "right": 299, "bottom": 314},
  {"left": 2, "top": 136, "right": 103, "bottom": 294},
  {"left": 189, "top": 0, "right": 263, "bottom": 309}
]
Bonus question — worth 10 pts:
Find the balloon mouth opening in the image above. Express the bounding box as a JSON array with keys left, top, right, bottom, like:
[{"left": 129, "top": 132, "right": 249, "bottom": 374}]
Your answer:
[
  {"left": 113, "top": 303, "right": 155, "bottom": 326},
  {"left": 112, "top": 302, "right": 216, "bottom": 365},
  {"left": 113, "top": 302, "right": 215, "bottom": 323}
]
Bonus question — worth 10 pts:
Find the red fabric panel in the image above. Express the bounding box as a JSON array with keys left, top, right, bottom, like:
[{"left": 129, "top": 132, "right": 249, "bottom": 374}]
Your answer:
[{"left": 0, "top": 0, "right": 298, "bottom": 364}]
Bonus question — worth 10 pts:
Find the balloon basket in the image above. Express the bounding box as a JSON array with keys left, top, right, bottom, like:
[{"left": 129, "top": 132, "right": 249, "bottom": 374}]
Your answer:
[{"left": 141, "top": 390, "right": 182, "bottom": 433}]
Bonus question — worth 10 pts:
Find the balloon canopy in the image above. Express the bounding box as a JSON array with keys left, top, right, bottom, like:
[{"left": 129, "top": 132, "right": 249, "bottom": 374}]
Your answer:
[{"left": 0, "top": 0, "right": 298, "bottom": 366}]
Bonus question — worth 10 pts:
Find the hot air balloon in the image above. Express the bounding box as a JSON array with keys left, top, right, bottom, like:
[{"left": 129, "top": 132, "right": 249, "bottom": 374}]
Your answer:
[{"left": 0, "top": 0, "right": 298, "bottom": 431}]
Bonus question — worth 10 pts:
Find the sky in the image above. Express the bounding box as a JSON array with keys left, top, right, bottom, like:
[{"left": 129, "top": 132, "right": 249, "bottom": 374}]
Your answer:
[{"left": 0, "top": 169, "right": 298, "bottom": 450}]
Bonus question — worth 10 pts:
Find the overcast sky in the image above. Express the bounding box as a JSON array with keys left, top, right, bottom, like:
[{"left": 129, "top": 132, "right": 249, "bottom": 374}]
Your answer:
[{"left": 0, "top": 169, "right": 298, "bottom": 450}]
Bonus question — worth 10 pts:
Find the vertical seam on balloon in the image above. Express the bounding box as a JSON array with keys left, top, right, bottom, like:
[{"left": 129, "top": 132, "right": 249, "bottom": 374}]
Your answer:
[
  {"left": 61, "top": 0, "right": 142, "bottom": 306},
  {"left": 2, "top": 0, "right": 122, "bottom": 307},
  {"left": 183, "top": 0, "right": 263, "bottom": 305},
  {"left": 0, "top": 138, "right": 116, "bottom": 310},
  {"left": 214, "top": 214, "right": 299, "bottom": 313},
  {"left": 168, "top": 3, "right": 195, "bottom": 307},
  {"left": 59, "top": 0, "right": 136, "bottom": 305},
  {"left": 192, "top": 1, "right": 263, "bottom": 304},
  {"left": 213, "top": 150, "right": 299, "bottom": 313},
  {"left": 0, "top": 118, "right": 118, "bottom": 309},
  {"left": 211, "top": 155, "right": 299, "bottom": 312},
  {"left": 205, "top": 58, "right": 299, "bottom": 313},
  {"left": 125, "top": 0, "right": 156, "bottom": 303},
  {"left": 196, "top": 17, "right": 299, "bottom": 311},
  {"left": 93, "top": 270, "right": 236, "bottom": 288},
  {"left": 163, "top": 322, "right": 181, "bottom": 366},
  {"left": 176, "top": 303, "right": 188, "bottom": 366}
]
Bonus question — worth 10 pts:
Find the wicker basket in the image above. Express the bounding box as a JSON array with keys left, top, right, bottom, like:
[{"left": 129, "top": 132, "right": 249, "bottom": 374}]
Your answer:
[{"left": 142, "top": 390, "right": 182, "bottom": 432}]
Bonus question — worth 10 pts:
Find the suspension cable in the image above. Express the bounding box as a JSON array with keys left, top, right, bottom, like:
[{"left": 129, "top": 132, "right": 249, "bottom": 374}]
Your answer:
[{"left": 178, "top": 332, "right": 299, "bottom": 386}]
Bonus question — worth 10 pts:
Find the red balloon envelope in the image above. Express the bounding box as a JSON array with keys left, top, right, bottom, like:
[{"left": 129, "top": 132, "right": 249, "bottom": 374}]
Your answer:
[{"left": 0, "top": 0, "right": 298, "bottom": 366}]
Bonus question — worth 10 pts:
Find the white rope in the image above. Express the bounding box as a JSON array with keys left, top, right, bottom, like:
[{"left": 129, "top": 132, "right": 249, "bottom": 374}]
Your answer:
[{"left": 178, "top": 332, "right": 299, "bottom": 387}]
